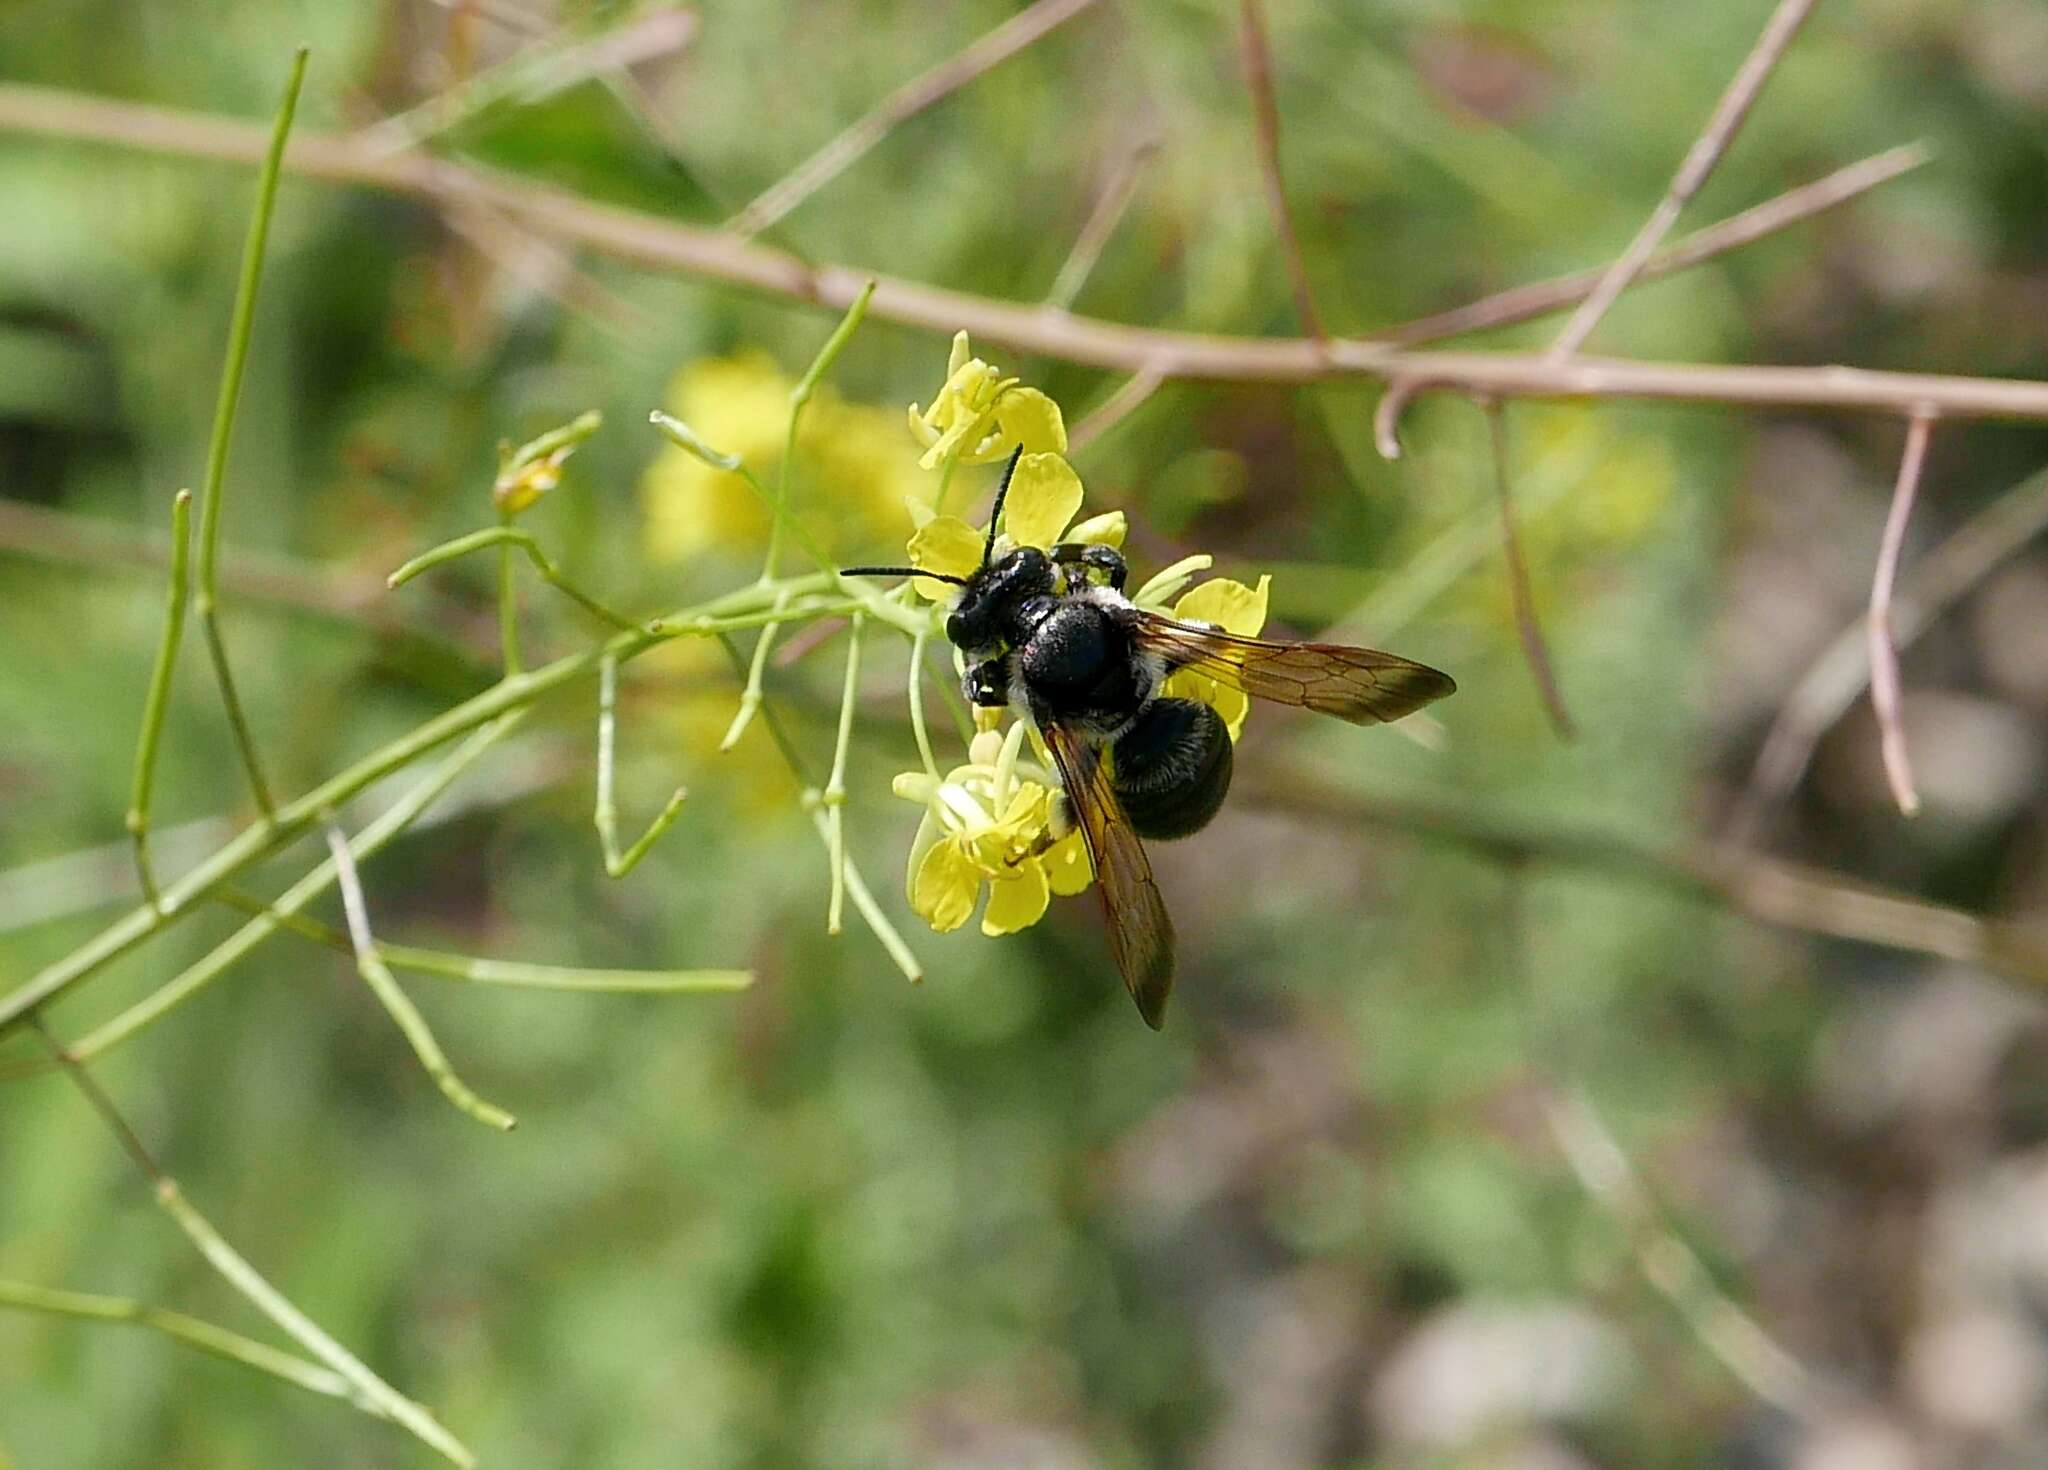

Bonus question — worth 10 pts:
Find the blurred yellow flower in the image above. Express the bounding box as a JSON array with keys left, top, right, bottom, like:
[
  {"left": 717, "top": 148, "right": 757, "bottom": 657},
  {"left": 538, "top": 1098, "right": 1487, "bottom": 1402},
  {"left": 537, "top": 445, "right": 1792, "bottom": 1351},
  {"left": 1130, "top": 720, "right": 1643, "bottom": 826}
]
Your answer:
[
  {"left": 907, "top": 331, "right": 1067, "bottom": 470},
  {"left": 641, "top": 352, "right": 924, "bottom": 564}
]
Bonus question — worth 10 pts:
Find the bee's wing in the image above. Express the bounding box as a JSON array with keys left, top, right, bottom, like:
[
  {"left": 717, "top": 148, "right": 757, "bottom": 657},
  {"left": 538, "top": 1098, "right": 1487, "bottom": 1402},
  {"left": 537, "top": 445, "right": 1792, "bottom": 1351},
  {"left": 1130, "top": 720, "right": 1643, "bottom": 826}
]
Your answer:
[
  {"left": 1129, "top": 612, "right": 1456, "bottom": 726},
  {"left": 1042, "top": 720, "right": 1176, "bottom": 1029}
]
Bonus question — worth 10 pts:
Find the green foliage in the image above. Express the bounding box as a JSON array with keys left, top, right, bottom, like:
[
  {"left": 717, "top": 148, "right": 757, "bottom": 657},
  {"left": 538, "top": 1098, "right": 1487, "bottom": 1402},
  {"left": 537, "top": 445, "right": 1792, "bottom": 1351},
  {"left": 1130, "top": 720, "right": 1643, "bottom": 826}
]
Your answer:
[{"left": 4, "top": 2, "right": 2048, "bottom": 1467}]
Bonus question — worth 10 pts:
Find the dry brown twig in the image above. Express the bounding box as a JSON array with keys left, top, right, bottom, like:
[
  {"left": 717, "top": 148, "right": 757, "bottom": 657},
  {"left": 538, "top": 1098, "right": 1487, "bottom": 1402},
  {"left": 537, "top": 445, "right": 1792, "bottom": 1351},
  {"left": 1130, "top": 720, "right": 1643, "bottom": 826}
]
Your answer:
[
  {"left": 1727, "top": 463, "right": 2048, "bottom": 847},
  {"left": 724, "top": 0, "right": 1106, "bottom": 240},
  {"left": 1867, "top": 411, "right": 1937, "bottom": 816},
  {"left": 1548, "top": 0, "right": 1821, "bottom": 358},
  {"left": 2, "top": 85, "right": 2041, "bottom": 422},
  {"left": 1236, "top": 0, "right": 1325, "bottom": 342},
  {"left": 1380, "top": 142, "right": 1929, "bottom": 347}
]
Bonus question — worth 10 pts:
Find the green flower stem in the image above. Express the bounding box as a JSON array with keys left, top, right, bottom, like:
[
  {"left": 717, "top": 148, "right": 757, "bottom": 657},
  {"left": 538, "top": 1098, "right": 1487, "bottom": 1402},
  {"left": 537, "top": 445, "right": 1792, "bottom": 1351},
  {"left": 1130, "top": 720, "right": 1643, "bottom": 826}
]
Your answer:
[
  {"left": 388, "top": 525, "right": 642, "bottom": 633},
  {"left": 720, "top": 586, "right": 793, "bottom": 750},
  {"left": 763, "top": 279, "right": 875, "bottom": 583},
  {"left": 0, "top": 1278, "right": 375, "bottom": 1414},
  {"left": 193, "top": 49, "right": 307, "bottom": 820},
  {"left": 806, "top": 805, "right": 922, "bottom": 983},
  {"left": 907, "top": 628, "right": 940, "bottom": 780},
  {"left": 930, "top": 449, "right": 959, "bottom": 516},
  {"left": 595, "top": 653, "right": 689, "bottom": 877},
  {"left": 27, "top": 1017, "right": 470, "bottom": 1465},
  {"left": 213, "top": 887, "right": 749, "bottom": 991},
  {"left": 324, "top": 826, "right": 517, "bottom": 1132},
  {"left": 126, "top": 489, "right": 193, "bottom": 912},
  {"left": 0, "top": 572, "right": 827, "bottom": 1040},
  {"left": 497, "top": 510, "right": 522, "bottom": 674},
  {"left": 376, "top": 947, "right": 750, "bottom": 993},
  {"left": 924, "top": 636, "right": 976, "bottom": 745},
  {"left": 154, "top": 1178, "right": 477, "bottom": 1468},
  {"left": 822, "top": 612, "right": 865, "bottom": 935},
  {"left": 48, "top": 716, "right": 525, "bottom": 1072},
  {"left": 711, "top": 635, "right": 923, "bottom": 983}
]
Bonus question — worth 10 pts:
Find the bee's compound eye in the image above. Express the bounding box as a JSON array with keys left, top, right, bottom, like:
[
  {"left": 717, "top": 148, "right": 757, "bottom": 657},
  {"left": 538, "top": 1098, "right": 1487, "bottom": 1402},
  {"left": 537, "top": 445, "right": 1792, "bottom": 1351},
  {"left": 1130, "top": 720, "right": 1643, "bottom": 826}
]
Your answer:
[{"left": 945, "top": 611, "right": 972, "bottom": 648}]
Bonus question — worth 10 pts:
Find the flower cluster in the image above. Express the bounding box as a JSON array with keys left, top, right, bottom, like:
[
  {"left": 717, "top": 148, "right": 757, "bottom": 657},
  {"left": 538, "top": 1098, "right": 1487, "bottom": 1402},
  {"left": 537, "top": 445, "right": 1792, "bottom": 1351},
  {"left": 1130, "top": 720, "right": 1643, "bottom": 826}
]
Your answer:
[{"left": 891, "top": 334, "right": 1274, "bottom": 938}]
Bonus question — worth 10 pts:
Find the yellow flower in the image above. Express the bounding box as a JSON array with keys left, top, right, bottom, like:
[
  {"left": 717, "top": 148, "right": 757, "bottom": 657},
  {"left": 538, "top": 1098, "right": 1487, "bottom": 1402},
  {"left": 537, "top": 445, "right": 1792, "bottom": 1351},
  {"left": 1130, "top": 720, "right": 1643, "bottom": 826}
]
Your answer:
[
  {"left": 908, "top": 331, "right": 1067, "bottom": 470},
  {"left": 1161, "top": 575, "right": 1272, "bottom": 740},
  {"left": 906, "top": 453, "right": 1125, "bottom": 601},
  {"left": 893, "top": 727, "right": 1091, "bottom": 937},
  {"left": 641, "top": 353, "right": 923, "bottom": 564}
]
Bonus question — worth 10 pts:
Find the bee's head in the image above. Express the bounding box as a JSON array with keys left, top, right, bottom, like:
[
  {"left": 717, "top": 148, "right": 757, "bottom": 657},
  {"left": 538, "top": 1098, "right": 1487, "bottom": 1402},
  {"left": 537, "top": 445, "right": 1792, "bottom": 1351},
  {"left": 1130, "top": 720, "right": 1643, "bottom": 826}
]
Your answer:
[
  {"left": 944, "top": 544, "right": 1053, "bottom": 655},
  {"left": 839, "top": 446, "right": 1049, "bottom": 656}
]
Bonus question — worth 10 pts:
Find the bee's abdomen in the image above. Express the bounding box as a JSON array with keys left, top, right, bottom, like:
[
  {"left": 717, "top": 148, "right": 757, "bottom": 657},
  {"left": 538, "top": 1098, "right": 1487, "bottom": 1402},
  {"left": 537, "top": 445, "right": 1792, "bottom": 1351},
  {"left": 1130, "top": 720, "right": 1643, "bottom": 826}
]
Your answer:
[{"left": 1111, "top": 698, "right": 1233, "bottom": 840}]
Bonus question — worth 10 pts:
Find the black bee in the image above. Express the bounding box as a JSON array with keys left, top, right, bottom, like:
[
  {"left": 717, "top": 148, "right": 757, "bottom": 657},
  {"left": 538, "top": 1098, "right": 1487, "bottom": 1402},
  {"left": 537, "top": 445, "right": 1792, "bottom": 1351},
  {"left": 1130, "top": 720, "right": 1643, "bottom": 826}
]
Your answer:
[{"left": 846, "top": 448, "right": 1455, "bottom": 1028}]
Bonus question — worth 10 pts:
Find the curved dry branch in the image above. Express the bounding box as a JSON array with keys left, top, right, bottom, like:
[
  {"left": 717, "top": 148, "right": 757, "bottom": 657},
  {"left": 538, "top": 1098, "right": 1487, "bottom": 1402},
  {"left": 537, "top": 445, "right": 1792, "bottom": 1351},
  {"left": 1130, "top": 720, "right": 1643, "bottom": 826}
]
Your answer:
[{"left": 3, "top": 85, "right": 2045, "bottom": 422}]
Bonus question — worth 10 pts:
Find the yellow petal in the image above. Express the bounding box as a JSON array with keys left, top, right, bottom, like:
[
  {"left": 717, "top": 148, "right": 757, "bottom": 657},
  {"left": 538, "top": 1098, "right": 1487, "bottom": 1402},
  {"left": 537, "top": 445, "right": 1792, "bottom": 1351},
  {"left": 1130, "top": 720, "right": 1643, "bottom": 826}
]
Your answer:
[
  {"left": 946, "top": 330, "right": 971, "bottom": 382},
  {"left": 1066, "top": 510, "right": 1126, "bottom": 549},
  {"left": 1001, "top": 452, "right": 1084, "bottom": 550},
  {"left": 917, "top": 406, "right": 997, "bottom": 470},
  {"left": 1213, "top": 684, "right": 1252, "bottom": 740},
  {"left": 1044, "top": 831, "right": 1093, "bottom": 895},
  {"left": 993, "top": 387, "right": 1068, "bottom": 457},
  {"left": 911, "top": 839, "right": 981, "bottom": 934},
  {"left": 981, "top": 859, "right": 1050, "bottom": 936},
  {"left": 1132, "top": 554, "right": 1214, "bottom": 609},
  {"left": 1173, "top": 574, "right": 1271, "bottom": 637},
  {"left": 907, "top": 515, "right": 984, "bottom": 600}
]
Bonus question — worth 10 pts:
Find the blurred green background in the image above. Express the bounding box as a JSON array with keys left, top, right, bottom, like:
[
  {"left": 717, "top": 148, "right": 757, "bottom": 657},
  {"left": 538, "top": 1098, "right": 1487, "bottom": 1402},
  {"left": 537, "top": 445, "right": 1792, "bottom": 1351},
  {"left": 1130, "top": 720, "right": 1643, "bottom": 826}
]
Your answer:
[{"left": 5, "top": 1, "right": 2048, "bottom": 1465}]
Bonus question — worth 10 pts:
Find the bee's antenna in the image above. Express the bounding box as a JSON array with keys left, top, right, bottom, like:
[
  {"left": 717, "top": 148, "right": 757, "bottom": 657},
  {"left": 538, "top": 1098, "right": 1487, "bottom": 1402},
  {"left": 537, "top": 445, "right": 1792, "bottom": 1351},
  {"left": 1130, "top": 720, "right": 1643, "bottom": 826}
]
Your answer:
[
  {"left": 838, "top": 564, "right": 968, "bottom": 586},
  {"left": 983, "top": 446, "right": 1025, "bottom": 569}
]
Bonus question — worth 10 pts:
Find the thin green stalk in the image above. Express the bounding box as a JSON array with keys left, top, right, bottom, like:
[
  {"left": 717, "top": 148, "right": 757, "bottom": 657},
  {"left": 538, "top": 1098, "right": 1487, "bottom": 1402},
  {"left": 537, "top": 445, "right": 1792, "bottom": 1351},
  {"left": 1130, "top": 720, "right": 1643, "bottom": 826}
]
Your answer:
[
  {"left": 650, "top": 415, "right": 926, "bottom": 638},
  {"left": 126, "top": 489, "right": 193, "bottom": 911},
  {"left": 823, "top": 613, "right": 865, "bottom": 935},
  {"left": 0, "top": 573, "right": 823, "bottom": 1038},
  {"left": 806, "top": 806, "right": 921, "bottom": 983},
  {"left": 907, "top": 628, "right": 940, "bottom": 779},
  {"left": 376, "top": 948, "right": 749, "bottom": 992},
  {"left": 193, "top": 48, "right": 307, "bottom": 819},
  {"left": 713, "top": 635, "right": 922, "bottom": 982},
  {"left": 762, "top": 279, "right": 876, "bottom": 582},
  {"left": 0, "top": 1279, "right": 373, "bottom": 1412},
  {"left": 497, "top": 510, "right": 521, "bottom": 673},
  {"left": 721, "top": 586, "right": 794, "bottom": 749},
  {"left": 27, "top": 1017, "right": 471, "bottom": 1465},
  {"left": 323, "top": 826, "right": 517, "bottom": 1131},
  {"left": 924, "top": 637, "right": 976, "bottom": 746},
  {"left": 930, "top": 451, "right": 959, "bottom": 516},
  {"left": 212, "top": 889, "right": 749, "bottom": 992},
  {"left": 38, "top": 716, "right": 524, "bottom": 1071},
  {"left": 155, "top": 1180, "right": 476, "bottom": 1467},
  {"left": 595, "top": 654, "right": 688, "bottom": 877},
  {"left": 388, "top": 525, "right": 641, "bottom": 632}
]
